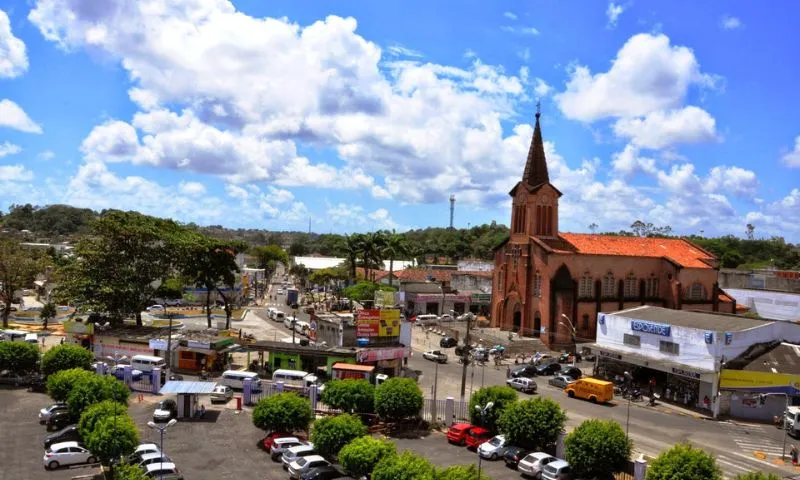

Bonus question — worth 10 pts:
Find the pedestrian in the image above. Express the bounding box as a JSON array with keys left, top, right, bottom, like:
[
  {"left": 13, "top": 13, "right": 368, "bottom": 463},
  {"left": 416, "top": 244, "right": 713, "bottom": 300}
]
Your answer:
[
  {"left": 506, "top": 366, "right": 511, "bottom": 378},
  {"left": 60, "top": 337, "right": 64, "bottom": 345},
  {"left": 792, "top": 445, "right": 798, "bottom": 465},
  {"left": 703, "top": 395, "right": 710, "bottom": 410},
  {"left": 41, "top": 337, "right": 46, "bottom": 347}
]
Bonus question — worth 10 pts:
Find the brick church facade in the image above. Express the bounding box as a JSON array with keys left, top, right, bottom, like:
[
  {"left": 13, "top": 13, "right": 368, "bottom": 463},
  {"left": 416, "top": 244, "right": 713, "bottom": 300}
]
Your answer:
[{"left": 491, "top": 111, "right": 735, "bottom": 348}]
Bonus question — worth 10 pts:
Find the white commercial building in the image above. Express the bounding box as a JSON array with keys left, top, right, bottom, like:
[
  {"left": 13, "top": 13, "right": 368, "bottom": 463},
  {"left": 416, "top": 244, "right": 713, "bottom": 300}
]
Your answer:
[{"left": 590, "top": 305, "right": 800, "bottom": 418}]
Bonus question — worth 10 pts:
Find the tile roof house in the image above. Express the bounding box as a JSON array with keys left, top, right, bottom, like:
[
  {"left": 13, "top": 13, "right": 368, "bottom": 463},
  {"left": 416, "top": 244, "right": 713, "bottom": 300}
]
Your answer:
[{"left": 492, "top": 108, "right": 731, "bottom": 348}]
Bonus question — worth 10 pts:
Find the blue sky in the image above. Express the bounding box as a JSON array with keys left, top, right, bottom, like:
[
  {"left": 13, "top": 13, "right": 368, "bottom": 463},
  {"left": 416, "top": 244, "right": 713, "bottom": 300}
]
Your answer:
[{"left": 0, "top": 0, "right": 798, "bottom": 240}]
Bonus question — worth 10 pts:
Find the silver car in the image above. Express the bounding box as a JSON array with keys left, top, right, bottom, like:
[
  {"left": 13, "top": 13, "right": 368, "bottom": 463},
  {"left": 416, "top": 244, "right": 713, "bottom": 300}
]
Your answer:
[
  {"left": 518, "top": 451, "right": 557, "bottom": 478},
  {"left": 270, "top": 437, "right": 304, "bottom": 461},
  {"left": 210, "top": 385, "right": 233, "bottom": 403},
  {"left": 288, "top": 455, "right": 330, "bottom": 479},
  {"left": 477, "top": 435, "right": 508, "bottom": 460},
  {"left": 281, "top": 444, "right": 316, "bottom": 469}
]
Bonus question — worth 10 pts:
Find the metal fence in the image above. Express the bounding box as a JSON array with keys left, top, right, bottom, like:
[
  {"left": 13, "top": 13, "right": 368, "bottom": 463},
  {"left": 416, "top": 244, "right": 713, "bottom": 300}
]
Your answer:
[{"left": 418, "top": 398, "right": 470, "bottom": 423}]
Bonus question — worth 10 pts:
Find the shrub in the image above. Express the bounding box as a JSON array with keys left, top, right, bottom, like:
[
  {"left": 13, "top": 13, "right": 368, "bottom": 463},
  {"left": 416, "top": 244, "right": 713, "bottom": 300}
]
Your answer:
[
  {"left": 734, "top": 474, "right": 782, "bottom": 480},
  {"left": 647, "top": 443, "right": 722, "bottom": 480},
  {"left": 310, "top": 413, "right": 368, "bottom": 459},
  {"left": 113, "top": 462, "right": 150, "bottom": 480},
  {"left": 66, "top": 374, "right": 130, "bottom": 420},
  {"left": 565, "top": 419, "right": 631, "bottom": 480},
  {"left": 436, "top": 464, "right": 492, "bottom": 480},
  {"left": 497, "top": 397, "right": 566, "bottom": 451},
  {"left": 78, "top": 400, "right": 127, "bottom": 437},
  {"left": 372, "top": 451, "right": 437, "bottom": 480},
  {"left": 468, "top": 386, "right": 518, "bottom": 432},
  {"left": 252, "top": 392, "right": 313, "bottom": 433},
  {"left": 374, "top": 377, "right": 423, "bottom": 422},
  {"left": 41, "top": 344, "right": 94, "bottom": 376},
  {"left": 321, "top": 379, "right": 376, "bottom": 414},
  {"left": 0, "top": 340, "right": 39, "bottom": 373},
  {"left": 82, "top": 413, "right": 139, "bottom": 464},
  {"left": 339, "top": 436, "right": 396, "bottom": 477},
  {"left": 46, "top": 368, "right": 95, "bottom": 402}
]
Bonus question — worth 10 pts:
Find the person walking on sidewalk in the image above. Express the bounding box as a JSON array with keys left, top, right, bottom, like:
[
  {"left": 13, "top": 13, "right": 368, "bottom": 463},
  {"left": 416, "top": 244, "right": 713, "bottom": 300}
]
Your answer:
[{"left": 791, "top": 445, "right": 798, "bottom": 465}]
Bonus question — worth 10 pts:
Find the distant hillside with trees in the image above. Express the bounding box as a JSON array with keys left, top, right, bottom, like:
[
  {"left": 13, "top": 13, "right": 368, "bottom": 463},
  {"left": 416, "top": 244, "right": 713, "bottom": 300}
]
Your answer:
[{"left": 1, "top": 204, "right": 797, "bottom": 268}]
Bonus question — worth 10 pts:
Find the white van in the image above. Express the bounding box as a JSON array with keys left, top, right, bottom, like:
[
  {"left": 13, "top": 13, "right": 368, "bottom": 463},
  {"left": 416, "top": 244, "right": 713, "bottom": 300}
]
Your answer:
[
  {"left": 283, "top": 316, "right": 296, "bottom": 329},
  {"left": 267, "top": 307, "right": 277, "bottom": 319},
  {"left": 131, "top": 355, "right": 167, "bottom": 373},
  {"left": 416, "top": 314, "right": 439, "bottom": 326},
  {"left": 272, "top": 369, "right": 313, "bottom": 387},
  {"left": 274, "top": 311, "right": 286, "bottom": 323},
  {"left": 220, "top": 370, "right": 262, "bottom": 390},
  {"left": 293, "top": 320, "right": 310, "bottom": 336},
  {"left": 24, "top": 333, "right": 38, "bottom": 344}
]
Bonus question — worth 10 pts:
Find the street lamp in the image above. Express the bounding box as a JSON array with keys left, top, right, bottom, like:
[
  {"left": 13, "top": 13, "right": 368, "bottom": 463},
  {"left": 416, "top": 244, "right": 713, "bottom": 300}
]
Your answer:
[
  {"left": 624, "top": 371, "right": 633, "bottom": 440},
  {"left": 560, "top": 314, "right": 577, "bottom": 367},
  {"left": 147, "top": 419, "right": 177, "bottom": 480},
  {"left": 474, "top": 402, "right": 495, "bottom": 479},
  {"left": 164, "top": 310, "right": 176, "bottom": 380},
  {"left": 431, "top": 354, "right": 440, "bottom": 421}
]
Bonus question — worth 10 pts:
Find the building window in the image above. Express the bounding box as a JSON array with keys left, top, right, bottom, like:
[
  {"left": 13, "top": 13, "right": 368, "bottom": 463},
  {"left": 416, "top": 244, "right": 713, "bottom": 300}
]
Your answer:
[
  {"left": 581, "top": 314, "right": 590, "bottom": 329},
  {"left": 687, "top": 282, "right": 706, "bottom": 300},
  {"left": 624, "top": 273, "right": 638, "bottom": 298},
  {"left": 533, "top": 271, "right": 542, "bottom": 298},
  {"left": 646, "top": 275, "right": 659, "bottom": 297},
  {"left": 659, "top": 341, "right": 680, "bottom": 355},
  {"left": 623, "top": 334, "right": 641, "bottom": 347},
  {"left": 602, "top": 272, "right": 615, "bottom": 298},
  {"left": 498, "top": 268, "right": 504, "bottom": 292},
  {"left": 579, "top": 272, "right": 593, "bottom": 298}
]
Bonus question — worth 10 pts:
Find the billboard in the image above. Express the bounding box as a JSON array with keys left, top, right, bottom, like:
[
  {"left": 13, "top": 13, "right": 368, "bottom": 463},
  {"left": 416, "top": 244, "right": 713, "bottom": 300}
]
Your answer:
[
  {"left": 720, "top": 369, "right": 800, "bottom": 395},
  {"left": 374, "top": 291, "right": 396, "bottom": 307},
  {"left": 356, "top": 309, "right": 401, "bottom": 337}
]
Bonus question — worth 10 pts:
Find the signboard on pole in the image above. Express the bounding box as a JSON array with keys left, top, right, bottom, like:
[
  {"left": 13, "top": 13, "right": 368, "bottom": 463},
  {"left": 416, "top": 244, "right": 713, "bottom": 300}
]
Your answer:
[{"left": 356, "top": 309, "right": 401, "bottom": 337}]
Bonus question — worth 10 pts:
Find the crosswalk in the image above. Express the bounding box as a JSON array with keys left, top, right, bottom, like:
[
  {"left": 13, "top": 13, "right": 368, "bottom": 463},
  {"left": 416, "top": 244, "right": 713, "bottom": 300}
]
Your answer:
[{"left": 721, "top": 421, "right": 788, "bottom": 457}]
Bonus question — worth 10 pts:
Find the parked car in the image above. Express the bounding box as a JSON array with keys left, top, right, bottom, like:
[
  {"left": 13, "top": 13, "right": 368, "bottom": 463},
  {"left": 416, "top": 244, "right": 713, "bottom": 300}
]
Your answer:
[
  {"left": 446, "top": 422, "right": 476, "bottom": 445},
  {"left": 270, "top": 437, "right": 306, "bottom": 460},
  {"left": 129, "top": 443, "right": 161, "bottom": 464},
  {"left": 138, "top": 452, "right": 172, "bottom": 468},
  {"left": 282, "top": 444, "right": 317, "bottom": 469},
  {"left": 46, "top": 411, "right": 72, "bottom": 431},
  {"left": 506, "top": 377, "right": 537, "bottom": 394},
  {"left": 548, "top": 375, "right": 576, "bottom": 389},
  {"left": 561, "top": 366, "right": 583, "bottom": 380},
  {"left": 454, "top": 344, "right": 473, "bottom": 357},
  {"left": 510, "top": 364, "right": 539, "bottom": 379},
  {"left": 503, "top": 446, "right": 528, "bottom": 469},
  {"left": 301, "top": 465, "right": 350, "bottom": 480},
  {"left": 558, "top": 352, "right": 581, "bottom": 364},
  {"left": 145, "top": 462, "right": 180, "bottom": 478},
  {"left": 518, "top": 452, "right": 557, "bottom": 478},
  {"left": 478, "top": 435, "right": 509, "bottom": 460},
  {"left": 110, "top": 365, "right": 144, "bottom": 381},
  {"left": 263, "top": 432, "right": 307, "bottom": 451},
  {"left": 438, "top": 314, "right": 453, "bottom": 322},
  {"left": 43, "top": 441, "right": 97, "bottom": 470},
  {"left": 39, "top": 403, "right": 67, "bottom": 423},
  {"left": 0, "top": 369, "right": 29, "bottom": 386},
  {"left": 210, "top": 385, "right": 233, "bottom": 403},
  {"left": 288, "top": 455, "right": 331, "bottom": 479},
  {"left": 28, "top": 374, "right": 47, "bottom": 393},
  {"left": 541, "top": 459, "right": 572, "bottom": 480},
  {"left": 465, "top": 427, "right": 493, "bottom": 449},
  {"left": 422, "top": 350, "right": 448, "bottom": 364},
  {"left": 43, "top": 425, "right": 81, "bottom": 448},
  {"left": 535, "top": 363, "right": 562, "bottom": 376},
  {"left": 439, "top": 336, "right": 458, "bottom": 348},
  {"left": 153, "top": 399, "right": 177, "bottom": 422}
]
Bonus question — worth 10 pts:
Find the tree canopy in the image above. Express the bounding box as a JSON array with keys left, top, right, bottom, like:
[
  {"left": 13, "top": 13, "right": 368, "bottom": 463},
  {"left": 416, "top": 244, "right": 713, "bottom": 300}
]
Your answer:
[
  {"left": 78, "top": 399, "right": 128, "bottom": 436},
  {"left": 310, "top": 413, "right": 368, "bottom": 459},
  {"left": 374, "top": 377, "right": 424, "bottom": 422},
  {"left": 66, "top": 374, "right": 130, "bottom": 420},
  {"left": 252, "top": 392, "right": 313, "bottom": 433},
  {"left": 372, "top": 451, "right": 437, "bottom": 480},
  {"left": 320, "top": 379, "right": 376, "bottom": 414},
  {"left": 41, "top": 344, "right": 94, "bottom": 376},
  {"left": 0, "top": 340, "right": 40, "bottom": 373},
  {"left": 469, "top": 386, "right": 518, "bottom": 433},
  {"left": 82, "top": 413, "right": 139, "bottom": 464},
  {"left": 46, "top": 368, "right": 96, "bottom": 402},
  {"left": 646, "top": 443, "right": 722, "bottom": 480},
  {"left": 565, "top": 419, "right": 631, "bottom": 480},
  {"left": 497, "top": 397, "right": 566, "bottom": 451},
  {"left": 0, "top": 239, "right": 44, "bottom": 328},
  {"left": 338, "top": 436, "right": 396, "bottom": 478},
  {"left": 436, "top": 464, "right": 492, "bottom": 480}
]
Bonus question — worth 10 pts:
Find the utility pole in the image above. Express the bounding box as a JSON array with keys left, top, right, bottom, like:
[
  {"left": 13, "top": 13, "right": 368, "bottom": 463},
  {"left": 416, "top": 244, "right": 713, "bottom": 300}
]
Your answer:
[
  {"left": 459, "top": 312, "right": 474, "bottom": 401},
  {"left": 165, "top": 310, "right": 175, "bottom": 379}
]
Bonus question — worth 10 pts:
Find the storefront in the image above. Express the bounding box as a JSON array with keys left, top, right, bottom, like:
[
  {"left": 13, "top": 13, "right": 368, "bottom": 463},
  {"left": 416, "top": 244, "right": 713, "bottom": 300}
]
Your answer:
[
  {"left": 173, "top": 337, "right": 235, "bottom": 373},
  {"left": 356, "top": 346, "right": 411, "bottom": 376},
  {"left": 63, "top": 320, "right": 94, "bottom": 349},
  {"left": 245, "top": 340, "right": 357, "bottom": 378}
]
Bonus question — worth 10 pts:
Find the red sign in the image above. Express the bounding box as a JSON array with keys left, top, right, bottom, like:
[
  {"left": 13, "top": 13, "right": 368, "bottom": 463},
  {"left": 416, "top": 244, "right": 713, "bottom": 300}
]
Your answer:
[
  {"left": 356, "top": 309, "right": 381, "bottom": 337},
  {"left": 356, "top": 347, "right": 410, "bottom": 363}
]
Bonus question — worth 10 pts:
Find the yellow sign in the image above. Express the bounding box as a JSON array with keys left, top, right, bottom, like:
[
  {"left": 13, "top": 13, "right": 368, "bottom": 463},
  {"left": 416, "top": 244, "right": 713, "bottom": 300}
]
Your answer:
[
  {"left": 62, "top": 321, "right": 94, "bottom": 335},
  {"left": 720, "top": 369, "right": 800, "bottom": 394},
  {"left": 357, "top": 309, "right": 401, "bottom": 337}
]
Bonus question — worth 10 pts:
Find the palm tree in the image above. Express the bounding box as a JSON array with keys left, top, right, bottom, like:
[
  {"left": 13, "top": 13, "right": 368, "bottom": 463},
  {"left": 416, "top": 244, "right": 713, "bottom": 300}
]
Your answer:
[
  {"left": 344, "top": 234, "right": 364, "bottom": 285},
  {"left": 361, "top": 232, "right": 387, "bottom": 283},
  {"left": 382, "top": 233, "right": 409, "bottom": 287}
]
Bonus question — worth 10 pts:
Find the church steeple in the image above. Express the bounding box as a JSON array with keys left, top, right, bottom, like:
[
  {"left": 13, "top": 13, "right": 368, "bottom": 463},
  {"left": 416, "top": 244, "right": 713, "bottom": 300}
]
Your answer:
[{"left": 522, "top": 103, "right": 549, "bottom": 187}]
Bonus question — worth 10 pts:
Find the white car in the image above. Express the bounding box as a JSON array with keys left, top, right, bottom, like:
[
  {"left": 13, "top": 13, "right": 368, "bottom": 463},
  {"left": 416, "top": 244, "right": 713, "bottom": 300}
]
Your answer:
[
  {"left": 138, "top": 452, "right": 171, "bottom": 468},
  {"left": 517, "top": 451, "right": 557, "bottom": 477},
  {"left": 439, "top": 314, "right": 453, "bottom": 322},
  {"left": 129, "top": 443, "right": 161, "bottom": 464},
  {"left": 477, "top": 435, "right": 508, "bottom": 460},
  {"left": 281, "top": 444, "right": 316, "bottom": 469},
  {"left": 288, "top": 455, "right": 330, "bottom": 479},
  {"left": 422, "top": 350, "right": 448, "bottom": 363},
  {"left": 145, "top": 462, "right": 180, "bottom": 478},
  {"left": 506, "top": 377, "right": 538, "bottom": 394},
  {"left": 39, "top": 404, "right": 68, "bottom": 423},
  {"left": 210, "top": 385, "right": 233, "bottom": 403},
  {"left": 43, "top": 441, "right": 96, "bottom": 470},
  {"left": 270, "top": 437, "right": 305, "bottom": 460}
]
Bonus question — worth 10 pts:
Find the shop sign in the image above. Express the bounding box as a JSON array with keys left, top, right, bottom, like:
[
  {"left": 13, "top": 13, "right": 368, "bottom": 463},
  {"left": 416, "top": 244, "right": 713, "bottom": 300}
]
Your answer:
[
  {"left": 356, "top": 346, "right": 410, "bottom": 363},
  {"left": 720, "top": 369, "right": 800, "bottom": 394},
  {"left": 356, "top": 309, "right": 401, "bottom": 337},
  {"left": 671, "top": 367, "right": 702, "bottom": 380},
  {"left": 471, "top": 293, "right": 492, "bottom": 303},
  {"left": 63, "top": 320, "right": 94, "bottom": 335},
  {"left": 94, "top": 342, "right": 153, "bottom": 358},
  {"left": 630, "top": 320, "right": 671, "bottom": 337},
  {"left": 599, "top": 350, "right": 622, "bottom": 360},
  {"left": 149, "top": 339, "right": 168, "bottom": 350},
  {"left": 186, "top": 340, "right": 211, "bottom": 350}
]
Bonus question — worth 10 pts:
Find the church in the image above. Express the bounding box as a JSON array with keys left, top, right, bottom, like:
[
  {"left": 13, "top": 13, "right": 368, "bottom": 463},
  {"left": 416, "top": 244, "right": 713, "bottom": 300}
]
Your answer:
[{"left": 491, "top": 110, "right": 735, "bottom": 348}]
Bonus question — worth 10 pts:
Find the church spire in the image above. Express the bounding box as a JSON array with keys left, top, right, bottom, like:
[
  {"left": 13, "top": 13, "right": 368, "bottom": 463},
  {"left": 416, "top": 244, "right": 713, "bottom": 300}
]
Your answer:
[{"left": 522, "top": 102, "right": 549, "bottom": 187}]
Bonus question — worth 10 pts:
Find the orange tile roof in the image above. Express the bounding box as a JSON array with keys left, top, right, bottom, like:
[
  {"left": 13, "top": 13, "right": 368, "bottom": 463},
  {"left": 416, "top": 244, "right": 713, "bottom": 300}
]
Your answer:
[
  {"left": 554, "top": 233, "right": 717, "bottom": 269},
  {"left": 396, "top": 269, "right": 453, "bottom": 282},
  {"left": 451, "top": 270, "right": 494, "bottom": 278},
  {"left": 355, "top": 268, "right": 392, "bottom": 281}
]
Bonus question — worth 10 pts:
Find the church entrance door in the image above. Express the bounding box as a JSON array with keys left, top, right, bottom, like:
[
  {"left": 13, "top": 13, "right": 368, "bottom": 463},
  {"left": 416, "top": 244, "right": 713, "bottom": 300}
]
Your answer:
[
  {"left": 513, "top": 304, "right": 521, "bottom": 332},
  {"left": 533, "top": 312, "right": 541, "bottom": 338}
]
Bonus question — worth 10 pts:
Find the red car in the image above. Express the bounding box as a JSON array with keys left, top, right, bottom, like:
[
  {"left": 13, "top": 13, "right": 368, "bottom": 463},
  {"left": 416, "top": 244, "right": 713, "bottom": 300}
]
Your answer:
[
  {"left": 464, "top": 427, "right": 492, "bottom": 449},
  {"left": 446, "top": 423, "right": 476, "bottom": 445},
  {"left": 262, "top": 432, "right": 307, "bottom": 451}
]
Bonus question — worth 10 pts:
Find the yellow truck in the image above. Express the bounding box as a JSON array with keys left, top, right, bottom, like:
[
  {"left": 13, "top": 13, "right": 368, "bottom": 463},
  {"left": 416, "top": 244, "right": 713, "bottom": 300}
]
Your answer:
[{"left": 565, "top": 378, "right": 614, "bottom": 404}]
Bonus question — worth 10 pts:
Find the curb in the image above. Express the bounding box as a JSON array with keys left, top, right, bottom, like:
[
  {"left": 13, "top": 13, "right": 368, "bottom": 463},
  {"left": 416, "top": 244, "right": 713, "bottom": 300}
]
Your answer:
[{"left": 627, "top": 397, "right": 712, "bottom": 421}]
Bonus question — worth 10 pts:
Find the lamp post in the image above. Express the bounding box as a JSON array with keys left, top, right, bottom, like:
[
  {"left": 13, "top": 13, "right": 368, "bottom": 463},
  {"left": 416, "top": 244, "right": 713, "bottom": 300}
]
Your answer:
[
  {"left": 431, "top": 355, "right": 440, "bottom": 421},
  {"left": 164, "top": 310, "right": 175, "bottom": 380},
  {"left": 292, "top": 307, "right": 297, "bottom": 345},
  {"left": 560, "top": 314, "right": 578, "bottom": 366},
  {"left": 624, "top": 371, "right": 633, "bottom": 440},
  {"left": 147, "top": 419, "right": 177, "bottom": 480},
  {"left": 474, "top": 402, "right": 494, "bottom": 479},
  {"left": 460, "top": 312, "right": 474, "bottom": 401}
]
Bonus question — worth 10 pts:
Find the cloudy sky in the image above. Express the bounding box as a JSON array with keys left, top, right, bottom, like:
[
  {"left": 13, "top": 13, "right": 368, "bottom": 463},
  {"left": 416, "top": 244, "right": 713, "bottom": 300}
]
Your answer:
[{"left": 0, "top": 1, "right": 798, "bottom": 239}]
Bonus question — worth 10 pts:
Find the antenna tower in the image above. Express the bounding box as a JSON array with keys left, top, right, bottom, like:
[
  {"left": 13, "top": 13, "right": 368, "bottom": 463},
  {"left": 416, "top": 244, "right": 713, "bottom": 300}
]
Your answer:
[{"left": 449, "top": 194, "right": 455, "bottom": 229}]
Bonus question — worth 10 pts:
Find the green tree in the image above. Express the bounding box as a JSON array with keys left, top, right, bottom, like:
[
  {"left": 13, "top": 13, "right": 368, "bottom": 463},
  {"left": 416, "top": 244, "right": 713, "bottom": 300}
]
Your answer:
[
  {"left": 565, "top": 419, "right": 631, "bottom": 480},
  {"left": 66, "top": 374, "right": 130, "bottom": 420},
  {"left": 82, "top": 413, "right": 139, "bottom": 464},
  {"left": 41, "top": 344, "right": 94, "bottom": 376},
  {"left": 183, "top": 237, "right": 247, "bottom": 328},
  {"left": 113, "top": 462, "right": 150, "bottom": 480},
  {"left": 734, "top": 474, "right": 782, "bottom": 480},
  {"left": 360, "top": 231, "right": 387, "bottom": 282},
  {"left": 0, "top": 340, "right": 39, "bottom": 374},
  {"left": 372, "top": 451, "right": 437, "bottom": 480},
  {"left": 252, "top": 244, "right": 289, "bottom": 279},
  {"left": 646, "top": 443, "right": 722, "bottom": 480},
  {"left": 343, "top": 281, "right": 395, "bottom": 302},
  {"left": 344, "top": 234, "right": 364, "bottom": 284},
  {"left": 252, "top": 393, "right": 313, "bottom": 433},
  {"left": 40, "top": 302, "right": 57, "bottom": 329},
  {"left": 382, "top": 232, "right": 409, "bottom": 287},
  {"left": 78, "top": 400, "right": 127, "bottom": 436},
  {"left": 46, "top": 368, "right": 96, "bottom": 402},
  {"left": 310, "top": 413, "right": 368, "bottom": 459},
  {"left": 721, "top": 250, "right": 745, "bottom": 268},
  {"left": 497, "top": 397, "right": 566, "bottom": 451},
  {"left": 339, "top": 436, "right": 396, "bottom": 478},
  {"left": 469, "top": 386, "right": 518, "bottom": 433},
  {"left": 0, "top": 239, "right": 43, "bottom": 328},
  {"left": 375, "top": 377, "right": 424, "bottom": 422},
  {"left": 436, "top": 464, "right": 492, "bottom": 480},
  {"left": 321, "top": 379, "right": 376, "bottom": 414}
]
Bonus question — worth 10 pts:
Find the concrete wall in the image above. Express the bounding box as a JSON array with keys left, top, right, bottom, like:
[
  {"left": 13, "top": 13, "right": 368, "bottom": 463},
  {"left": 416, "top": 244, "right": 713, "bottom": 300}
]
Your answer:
[
  {"left": 451, "top": 274, "right": 492, "bottom": 293},
  {"left": 720, "top": 269, "right": 800, "bottom": 293}
]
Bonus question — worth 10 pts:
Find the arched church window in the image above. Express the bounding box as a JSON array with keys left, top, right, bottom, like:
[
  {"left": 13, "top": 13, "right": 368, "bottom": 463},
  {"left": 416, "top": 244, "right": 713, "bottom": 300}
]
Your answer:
[
  {"left": 602, "top": 272, "right": 615, "bottom": 298},
  {"left": 533, "top": 271, "right": 543, "bottom": 298},
  {"left": 579, "top": 272, "right": 593, "bottom": 298},
  {"left": 624, "top": 273, "right": 638, "bottom": 298}
]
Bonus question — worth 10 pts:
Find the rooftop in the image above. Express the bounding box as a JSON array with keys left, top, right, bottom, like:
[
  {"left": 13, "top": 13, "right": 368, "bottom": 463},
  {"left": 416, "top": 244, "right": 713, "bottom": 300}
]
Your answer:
[
  {"left": 160, "top": 381, "right": 217, "bottom": 394},
  {"left": 541, "top": 233, "right": 717, "bottom": 269},
  {"left": 743, "top": 343, "right": 800, "bottom": 375},
  {"left": 611, "top": 305, "right": 775, "bottom": 332}
]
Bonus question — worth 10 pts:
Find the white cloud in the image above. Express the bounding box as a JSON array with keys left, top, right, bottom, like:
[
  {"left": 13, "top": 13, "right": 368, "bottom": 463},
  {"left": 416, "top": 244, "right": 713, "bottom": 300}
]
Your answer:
[
  {"left": 326, "top": 203, "right": 367, "bottom": 226},
  {"left": 606, "top": 3, "right": 625, "bottom": 29},
  {"left": 266, "top": 186, "right": 294, "bottom": 204},
  {"left": 368, "top": 208, "right": 399, "bottom": 229},
  {"left": 720, "top": 15, "right": 743, "bottom": 30},
  {"left": 225, "top": 184, "right": 249, "bottom": 203},
  {"left": 0, "top": 164, "right": 34, "bottom": 181},
  {"left": 0, "top": 141, "right": 21, "bottom": 158},
  {"left": 612, "top": 106, "right": 717, "bottom": 149},
  {"left": 501, "top": 25, "right": 540, "bottom": 36},
  {"left": 386, "top": 44, "right": 423, "bottom": 58},
  {"left": 0, "top": 9, "right": 28, "bottom": 78},
  {"left": 371, "top": 185, "right": 392, "bottom": 199},
  {"left": 0, "top": 99, "right": 42, "bottom": 133},
  {"left": 781, "top": 136, "right": 800, "bottom": 168},
  {"left": 610, "top": 144, "right": 657, "bottom": 177},
  {"left": 705, "top": 166, "right": 758, "bottom": 197},
  {"left": 533, "top": 78, "right": 552, "bottom": 97},
  {"left": 745, "top": 189, "right": 800, "bottom": 236},
  {"left": 503, "top": 12, "right": 518, "bottom": 20},
  {"left": 38, "top": 150, "right": 55, "bottom": 160},
  {"left": 555, "top": 33, "right": 716, "bottom": 122},
  {"left": 179, "top": 181, "right": 206, "bottom": 196},
  {"left": 80, "top": 119, "right": 139, "bottom": 161}
]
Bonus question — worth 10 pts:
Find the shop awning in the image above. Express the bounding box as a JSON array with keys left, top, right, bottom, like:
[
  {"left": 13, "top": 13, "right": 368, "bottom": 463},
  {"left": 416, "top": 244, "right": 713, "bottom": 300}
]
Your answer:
[
  {"left": 160, "top": 381, "right": 217, "bottom": 394},
  {"left": 178, "top": 347, "right": 217, "bottom": 355},
  {"left": 590, "top": 344, "right": 716, "bottom": 381}
]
